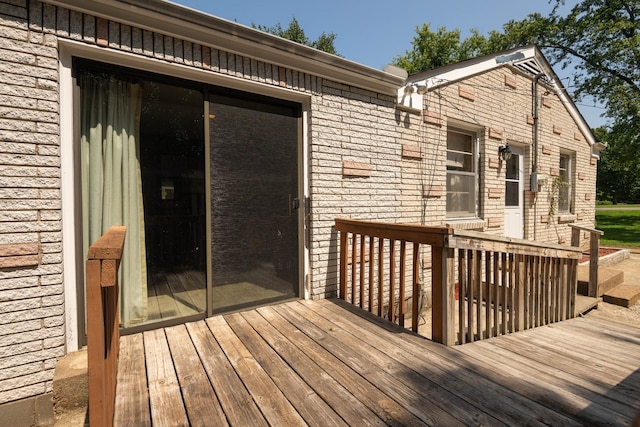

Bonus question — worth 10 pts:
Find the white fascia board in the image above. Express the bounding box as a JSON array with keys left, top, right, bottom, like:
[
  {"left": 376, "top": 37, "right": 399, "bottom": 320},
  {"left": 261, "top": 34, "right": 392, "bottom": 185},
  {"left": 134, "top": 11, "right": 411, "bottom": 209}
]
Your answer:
[
  {"left": 43, "top": 0, "right": 404, "bottom": 95},
  {"left": 408, "top": 46, "right": 540, "bottom": 90}
]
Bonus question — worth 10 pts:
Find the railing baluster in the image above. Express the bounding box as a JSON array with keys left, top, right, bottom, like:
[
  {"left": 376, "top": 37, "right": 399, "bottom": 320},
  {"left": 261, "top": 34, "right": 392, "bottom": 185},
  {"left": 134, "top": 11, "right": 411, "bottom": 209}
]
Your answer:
[
  {"left": 492, "top": 252, "right": 499, "bottom": 338},
  {"left": 458, "top": 249, "right": 467, "bottom": 343},
  {"left": 389, "top": 239, "right": 396, "bottom": 322},
  {"left": 515, "top": 254, "right": 525, "bottom": 332},
  {"left": 368, "top": 236, "right": 374, "bottom": 313},
  {"left": 412, "top": 243, "right": 420, "bottom": 333},
  {"left": 359, "top": 234, "right": 365, "bottom": 308},
  {"left": 485, "top": 252, "right": 492, "bottom": 339},
  {"left": 378, "top": 237, "right": 384, "bottom": 317},
  {"left": 350, "top": 234, "right": 357, "bottom": 304},
  {"left": 500, "top": 253, "right": 507, "bottom": 336},
  {"left": 339, "top": 230, "right": 348, "bottom": 300},
  {"left": 475, "top": 250, "right": 483, "bottom": 341},
  {"left": 508, "top": 254, "right": 515, "bottom": 333},
  {"left": 399, "top": 241, "right": 406, "bottom": 327}
]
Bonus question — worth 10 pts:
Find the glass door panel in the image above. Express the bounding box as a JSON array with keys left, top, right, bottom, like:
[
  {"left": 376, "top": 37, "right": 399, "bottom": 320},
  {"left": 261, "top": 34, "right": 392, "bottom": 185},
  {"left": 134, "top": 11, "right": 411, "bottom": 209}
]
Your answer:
[
  {"left": 139, "top": 80, "right": 207, "bottom": 324},
  {"left": 209, "top": 94, "right": 300, "bottom": 313}
]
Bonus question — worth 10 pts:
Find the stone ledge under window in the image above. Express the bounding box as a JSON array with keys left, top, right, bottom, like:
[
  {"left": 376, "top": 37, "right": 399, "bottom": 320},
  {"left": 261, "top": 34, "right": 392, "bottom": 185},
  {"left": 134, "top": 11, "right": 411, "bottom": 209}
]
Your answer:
[
  {"left": 557, "top": 213, "right": 577, "bottom": 224},
  {"left": 445, "top": 218, "right": 486, "bottom": 231}
]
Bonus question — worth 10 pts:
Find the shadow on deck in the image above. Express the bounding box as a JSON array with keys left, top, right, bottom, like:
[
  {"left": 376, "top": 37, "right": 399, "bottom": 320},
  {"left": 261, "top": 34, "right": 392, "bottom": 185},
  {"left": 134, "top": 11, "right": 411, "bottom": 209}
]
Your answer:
[{"left": 114, "top": 298, "right": 640, "bottom": 426}]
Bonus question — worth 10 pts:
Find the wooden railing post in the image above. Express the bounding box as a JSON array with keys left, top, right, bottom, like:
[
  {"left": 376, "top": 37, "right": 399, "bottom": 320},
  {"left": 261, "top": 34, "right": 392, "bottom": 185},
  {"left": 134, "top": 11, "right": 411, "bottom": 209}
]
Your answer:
[
  {"left": 432, "top": 241, "right": 456, "bottom": 346},
  {"left": 568, "top": 225, "right": 604, "bottom": 297},
  {"left": 589, "top": 231, "right": 600, "bottom": 297},
  {"left": 87, "top": 226, "right": 126, "bottom": 427}
]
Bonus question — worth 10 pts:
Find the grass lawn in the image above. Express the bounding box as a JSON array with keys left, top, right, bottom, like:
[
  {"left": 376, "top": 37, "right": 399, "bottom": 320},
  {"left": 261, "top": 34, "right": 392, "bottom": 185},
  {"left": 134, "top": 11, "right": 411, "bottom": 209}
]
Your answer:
[{"left": 595, "top": 209, "right": 640, "bottom": 247}]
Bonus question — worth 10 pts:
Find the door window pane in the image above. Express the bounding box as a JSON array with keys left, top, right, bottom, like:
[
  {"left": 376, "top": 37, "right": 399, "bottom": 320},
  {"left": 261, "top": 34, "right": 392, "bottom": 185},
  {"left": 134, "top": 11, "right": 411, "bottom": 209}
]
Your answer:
[{"left": 505, "top": 181, "right": 520, "bottom": 206}]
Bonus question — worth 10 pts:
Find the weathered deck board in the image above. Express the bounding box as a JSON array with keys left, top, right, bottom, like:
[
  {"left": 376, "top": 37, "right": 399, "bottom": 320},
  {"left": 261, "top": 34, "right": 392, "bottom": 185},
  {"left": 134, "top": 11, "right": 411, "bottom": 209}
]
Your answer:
[
  {"left": 314, "top": 299, "right": 577, "bottom": 426},
  {"left": 115, "top": 299, "right": 640, "bottom": 426},
  {"left": 245, "top": 307, "right": 390, "bottom": 426},
  {"left": 279, "top": 301, "right": 487, "bottom": 426},
  {"left": 163, "top": 324, "right": 228, "bottom": 426},
  {"left": 224, "top": 311, "right": 349, "bottom": 426},
  {"left": 185, "top": 320, "right": 268, "bottom": 426},
  {"left": 114, "top": 334, "right": 150, "bottom": 427},
  {"left": 143, "top": 329, "right": 189, "bottom": 427}
]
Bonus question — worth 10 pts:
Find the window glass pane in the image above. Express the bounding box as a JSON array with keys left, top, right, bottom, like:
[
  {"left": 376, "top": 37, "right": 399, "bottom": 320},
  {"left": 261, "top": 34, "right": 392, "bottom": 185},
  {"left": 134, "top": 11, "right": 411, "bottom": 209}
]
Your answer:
[
  {"left": 446, "top": 129, "right": 476, "bottom": 217},
  {"left": 558, "top": 153, "right": 572, "bottom": 212},
  {"left": 446, "top": 131, "right": 474, "bottom": 172},
  {"left": 505, "top": 181, "right": 519, "bottom": 206},
  {"left": 446, "top": 173, "right": 475, "bottom": 215},
  {"left": 447, "top": 130, "right": 472, "bottom": 153},
  {"left": 446, "top": 151, "right": 473, "bottom": 171},
  {"left": 558, "top": 185, "right": 570, "bottom": 212}
]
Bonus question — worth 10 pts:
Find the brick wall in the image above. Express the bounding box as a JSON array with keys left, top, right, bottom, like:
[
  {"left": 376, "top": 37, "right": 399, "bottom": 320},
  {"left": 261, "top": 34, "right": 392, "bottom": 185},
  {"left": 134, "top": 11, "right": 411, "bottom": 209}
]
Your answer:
[
  {"left": 308, "top": 81, "right": 400, "bottom": 299},
  {"left": 0, "top": 0, "right": 64, "bottom": 404},
  {"left": 399, "top": 68, "right": 597, "bottom": 246}
]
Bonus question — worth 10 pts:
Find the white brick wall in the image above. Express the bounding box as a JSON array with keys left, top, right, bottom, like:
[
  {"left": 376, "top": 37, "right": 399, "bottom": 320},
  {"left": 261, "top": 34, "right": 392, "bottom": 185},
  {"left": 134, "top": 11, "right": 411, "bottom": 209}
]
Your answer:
[
  {"left": 0, "top": 0, "right": 64, "bottom": 404},
  {"left": 398, "top": 68, "right": 597, "bottom": 246}
]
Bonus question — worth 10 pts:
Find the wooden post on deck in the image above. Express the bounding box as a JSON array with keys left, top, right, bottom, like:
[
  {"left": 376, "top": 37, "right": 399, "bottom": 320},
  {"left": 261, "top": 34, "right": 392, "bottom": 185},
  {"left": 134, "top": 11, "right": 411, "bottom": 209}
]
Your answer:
[
  {"left": 87, "top": 226, "right": 126, "bottom": 427},
  {"left": 569, "top": 225, "right": 603, "bottom": 297},
  {"left": 432, "top": 241, "right": 456, "bottom": 346}
]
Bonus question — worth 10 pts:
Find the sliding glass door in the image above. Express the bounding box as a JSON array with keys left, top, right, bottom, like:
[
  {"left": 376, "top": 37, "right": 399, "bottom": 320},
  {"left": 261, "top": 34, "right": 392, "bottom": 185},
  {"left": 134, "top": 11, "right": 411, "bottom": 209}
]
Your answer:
[{"left": 78, "top": 61, "right": 301, "bottom": 332}]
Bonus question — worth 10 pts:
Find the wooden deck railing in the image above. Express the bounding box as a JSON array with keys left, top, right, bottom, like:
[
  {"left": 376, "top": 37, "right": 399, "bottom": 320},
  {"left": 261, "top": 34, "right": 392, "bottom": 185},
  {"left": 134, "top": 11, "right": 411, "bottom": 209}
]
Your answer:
[
  {"left": 335, "top": 219, "right": 582, "bottom": 346},
  {"left": 335, "top": 219, "right": 452, "bottom": 333},
  {"left": 86, "top": 226, "right": 126, "bottom": 427}
]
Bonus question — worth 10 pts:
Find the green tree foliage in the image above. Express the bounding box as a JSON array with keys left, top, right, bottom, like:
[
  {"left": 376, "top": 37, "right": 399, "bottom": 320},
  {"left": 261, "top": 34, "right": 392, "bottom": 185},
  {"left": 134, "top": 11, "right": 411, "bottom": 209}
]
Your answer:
[
  {"left": 253, "top": 17, "right": 340, "bottom": 56},
  {"left": 394, "top": 0, "right": 640, "bottom": 203}
]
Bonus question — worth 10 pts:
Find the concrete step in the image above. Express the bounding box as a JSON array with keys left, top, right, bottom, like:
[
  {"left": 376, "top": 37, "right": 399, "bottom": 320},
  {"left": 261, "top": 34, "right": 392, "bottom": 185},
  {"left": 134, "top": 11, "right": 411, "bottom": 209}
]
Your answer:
[
  {"left": 52, "top": 349, "right": 88, "bottom": 426},
  {"left": 603, "top": 285, "right": 640, "bottom": 308},
  {"left": 577, "top": 265, "right": 624, "bottom": 296}
]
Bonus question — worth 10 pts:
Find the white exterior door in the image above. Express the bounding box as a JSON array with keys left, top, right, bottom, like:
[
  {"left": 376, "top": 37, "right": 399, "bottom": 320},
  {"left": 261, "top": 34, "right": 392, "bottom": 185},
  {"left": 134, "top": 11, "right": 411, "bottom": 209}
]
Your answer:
[{"left": 504, "top": 146, "right": 524, "bottom": 239}]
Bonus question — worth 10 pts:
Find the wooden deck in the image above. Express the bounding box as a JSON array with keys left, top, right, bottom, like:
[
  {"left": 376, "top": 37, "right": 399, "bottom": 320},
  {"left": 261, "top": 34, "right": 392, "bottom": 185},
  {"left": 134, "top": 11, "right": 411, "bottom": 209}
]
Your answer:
[{"left": 115, "top": 299, "right": 640, "bottom": 426}]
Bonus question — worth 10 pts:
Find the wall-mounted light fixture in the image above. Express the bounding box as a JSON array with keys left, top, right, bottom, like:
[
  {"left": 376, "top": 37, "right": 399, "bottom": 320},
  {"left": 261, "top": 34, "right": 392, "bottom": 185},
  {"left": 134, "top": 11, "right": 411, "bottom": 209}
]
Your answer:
[{"left": 498, "top": 145, "right": 512, "bottom": 161}]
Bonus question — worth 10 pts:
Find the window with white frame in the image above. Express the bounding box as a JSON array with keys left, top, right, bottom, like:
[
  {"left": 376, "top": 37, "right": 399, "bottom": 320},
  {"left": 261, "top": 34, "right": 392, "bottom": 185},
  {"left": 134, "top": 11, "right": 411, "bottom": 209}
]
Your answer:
[
  {"left": 446, "top": 128, "right": 478, "bottom": 218},
  {"left": 558, "top": 153, "right": 573, "bottom": 213}
]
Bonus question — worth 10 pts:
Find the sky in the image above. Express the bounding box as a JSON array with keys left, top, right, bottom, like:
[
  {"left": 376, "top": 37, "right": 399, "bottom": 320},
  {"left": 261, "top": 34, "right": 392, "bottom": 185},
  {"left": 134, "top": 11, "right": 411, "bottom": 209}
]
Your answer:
[{"left": 172, "top": 0, "right": 607, "bottom": 128}]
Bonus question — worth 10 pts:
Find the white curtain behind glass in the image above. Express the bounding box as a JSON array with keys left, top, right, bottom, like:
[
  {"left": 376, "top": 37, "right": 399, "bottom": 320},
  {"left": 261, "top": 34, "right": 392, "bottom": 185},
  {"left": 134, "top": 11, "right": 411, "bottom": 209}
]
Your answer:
[{"left": 80, "top": 74, "right": 147, "bottom": 327}]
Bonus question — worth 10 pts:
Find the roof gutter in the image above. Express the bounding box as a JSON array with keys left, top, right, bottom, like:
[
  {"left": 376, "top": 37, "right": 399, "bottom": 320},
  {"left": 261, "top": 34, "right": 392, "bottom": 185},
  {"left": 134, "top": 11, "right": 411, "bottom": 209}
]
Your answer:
[{"left": 43, "top": 0, "right": 405, "bottom": 95}]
